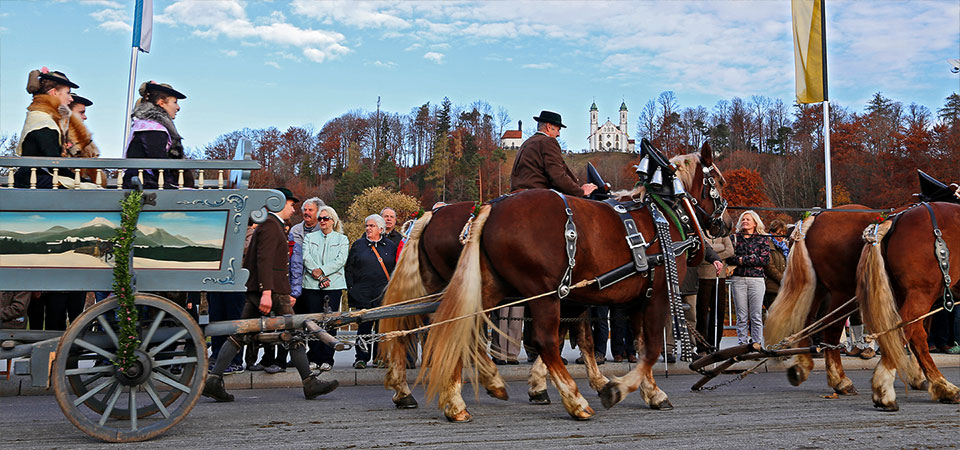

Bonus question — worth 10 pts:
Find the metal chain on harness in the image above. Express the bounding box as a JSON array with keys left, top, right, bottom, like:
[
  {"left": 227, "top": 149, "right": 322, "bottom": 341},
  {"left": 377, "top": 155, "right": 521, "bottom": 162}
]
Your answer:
[
  {"left": 551, "top": 190, "right": 578, "bottom": 299},
  {"left": 923, "top": 203, "right": 954, "bottom": 312},
  {"left": 648, "top": 201, "right": 694, "bottom": 362}
]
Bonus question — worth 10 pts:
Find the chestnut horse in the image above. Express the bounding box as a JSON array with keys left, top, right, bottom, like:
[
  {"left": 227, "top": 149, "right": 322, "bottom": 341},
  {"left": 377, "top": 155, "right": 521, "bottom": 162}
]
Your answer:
[
  {"left": 419, "top": 145, "right": 732, "bottom": 422},
  {"left": 857, "top": 201, "right": 960, "bottom": 410},
  {"left": 764, "top": 206, "right": 929, "bottom": 395},
  {"left": 379, "top": 206, "right": 613, "bottom": 408}
]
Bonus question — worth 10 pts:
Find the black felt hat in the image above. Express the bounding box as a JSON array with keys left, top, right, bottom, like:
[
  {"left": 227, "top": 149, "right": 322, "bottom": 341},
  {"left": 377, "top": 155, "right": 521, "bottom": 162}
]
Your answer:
[
  {"left": 141, "top": 81, "right": 186, "bottom": 99},
  {"left": 533, "top": 110, "right": 566, "bottom": 128},
  {"left": 275, "top": 187, "right": 300, "bottom": 204},
  {"left": 70, "top": 95, "right": 93, "bottom": 107},
  {"left": 39, "top": 70, "right": 79, "bottom": 89}
]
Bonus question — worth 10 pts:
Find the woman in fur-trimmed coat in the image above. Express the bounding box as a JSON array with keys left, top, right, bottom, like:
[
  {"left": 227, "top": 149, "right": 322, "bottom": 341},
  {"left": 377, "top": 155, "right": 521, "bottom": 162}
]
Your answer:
[
  {"left": 14, "top": 68, "right": 79, "bottom": 189},
  {"left": 122, "top": 81, "right": 193, "bottom": 189}
]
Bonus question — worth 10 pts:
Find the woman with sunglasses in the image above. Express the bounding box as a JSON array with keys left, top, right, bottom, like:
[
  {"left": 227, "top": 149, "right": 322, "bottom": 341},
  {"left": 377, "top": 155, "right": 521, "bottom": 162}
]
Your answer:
[{"left": 301, "top": 205, "right": 349, "bottom": 371}]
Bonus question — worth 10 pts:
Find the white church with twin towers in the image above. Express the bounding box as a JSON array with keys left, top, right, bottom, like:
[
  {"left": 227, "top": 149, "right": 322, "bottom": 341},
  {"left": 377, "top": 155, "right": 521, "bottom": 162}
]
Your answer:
[{"left": 588, "top": 101, "right": 635, "bottom": 153}]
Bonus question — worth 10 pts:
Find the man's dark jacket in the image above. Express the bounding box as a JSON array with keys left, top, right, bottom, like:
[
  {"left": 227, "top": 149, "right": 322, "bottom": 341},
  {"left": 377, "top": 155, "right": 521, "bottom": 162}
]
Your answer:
[
  {"left": 510, "top": 132, "right": 583, "bottom": 196},
  {"left": 244, "top": 213, "right": 291, "bottom": 294}
]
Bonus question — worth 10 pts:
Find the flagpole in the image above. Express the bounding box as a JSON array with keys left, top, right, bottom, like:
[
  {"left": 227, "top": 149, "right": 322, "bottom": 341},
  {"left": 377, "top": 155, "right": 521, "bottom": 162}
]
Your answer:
[
  {"left": 122, "top": 47, "right": 139, "bottom": 155},
  {"left": 820, "top": 0, "right": 832, "bottom": 209},
  {"left": 122, "top": 0, "right": 152, "bottom": 157}
]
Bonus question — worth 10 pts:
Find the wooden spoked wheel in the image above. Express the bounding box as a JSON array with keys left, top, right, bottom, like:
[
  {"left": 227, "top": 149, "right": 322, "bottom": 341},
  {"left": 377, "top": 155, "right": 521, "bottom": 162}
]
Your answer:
[{"left": 52, "top": 294, "right": 207, "bottom": 442}]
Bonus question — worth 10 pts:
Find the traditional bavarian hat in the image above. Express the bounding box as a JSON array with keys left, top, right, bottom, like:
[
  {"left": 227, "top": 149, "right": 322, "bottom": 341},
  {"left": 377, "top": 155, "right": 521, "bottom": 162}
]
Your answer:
[
  {"left": 139, "top": 81, "right": 186, "bottom": 99},
  {"left": 274, "top": 187, "right": 300, "bottom": 203},
  {"left": 533, "top": 110, "right": 566, "bottom": 128},
  {"left": 70, "top": 94, "right": 93, "bottom": 107},
  {"left": 39, "top": 69, "right": 79, "bottom": 89}
]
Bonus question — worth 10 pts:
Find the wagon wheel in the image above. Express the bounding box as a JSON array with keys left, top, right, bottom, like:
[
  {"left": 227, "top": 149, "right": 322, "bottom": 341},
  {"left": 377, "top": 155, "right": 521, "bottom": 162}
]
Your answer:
[
  {"left": 52, "top": 294, "right": 207, "bottom": 442},
  {"left": 63, "top": 295, "right": 198, "bottom": 420}
]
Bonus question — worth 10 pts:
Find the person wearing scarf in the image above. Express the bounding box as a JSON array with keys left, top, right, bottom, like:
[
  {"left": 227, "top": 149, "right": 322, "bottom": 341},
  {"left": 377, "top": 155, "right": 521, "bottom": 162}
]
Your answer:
[
  {"left": 14, "top": 67, "right": 79, "bottom": 189},
  {"left": 122, "top": 81, "right": 193, "bottom": 189}
]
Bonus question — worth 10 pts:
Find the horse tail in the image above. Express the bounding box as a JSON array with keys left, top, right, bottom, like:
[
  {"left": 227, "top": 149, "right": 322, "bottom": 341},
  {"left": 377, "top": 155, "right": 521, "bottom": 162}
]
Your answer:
[
  {"left": 418, "top": 205, "right": 493, "bottom": 403},
  {"left": 764, "top": 215, "right": 818, "bottom": 347},
  {"left": 856, "top": 220, "right": 914, "bottom": 378},
  {"left": 378, "top": 212, "right": 432, "bottom": 381}
]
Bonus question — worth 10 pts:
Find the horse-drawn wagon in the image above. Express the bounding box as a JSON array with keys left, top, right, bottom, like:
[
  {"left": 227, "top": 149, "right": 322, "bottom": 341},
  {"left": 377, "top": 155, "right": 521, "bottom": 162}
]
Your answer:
[{"left": 0, "top": 142, "right": 438, "bottom": 442}]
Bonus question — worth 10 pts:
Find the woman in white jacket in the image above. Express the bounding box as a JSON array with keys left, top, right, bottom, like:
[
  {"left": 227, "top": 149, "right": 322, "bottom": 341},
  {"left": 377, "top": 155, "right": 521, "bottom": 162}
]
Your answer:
[{"left": 302, "top": 205, "right": 349, "bottom": 371}]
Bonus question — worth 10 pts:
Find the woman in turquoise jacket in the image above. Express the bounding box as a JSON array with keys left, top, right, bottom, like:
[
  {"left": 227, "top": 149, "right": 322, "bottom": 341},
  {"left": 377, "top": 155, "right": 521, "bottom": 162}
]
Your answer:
[{"left": 302, "top": 205, "right": 349, "bottom": 370}]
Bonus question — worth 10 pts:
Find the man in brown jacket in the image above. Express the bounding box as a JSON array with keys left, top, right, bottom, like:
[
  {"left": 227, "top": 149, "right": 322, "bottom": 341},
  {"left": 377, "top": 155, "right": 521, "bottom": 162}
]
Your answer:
[
  {"left": 1, "top": 292, "right": 32, "bottom": 329},
  {"left": 510, "top": 110, "right": 596, "bottom": 197},
  {"left": 203, "top": 187, "right": 338, "bottom": 402}
]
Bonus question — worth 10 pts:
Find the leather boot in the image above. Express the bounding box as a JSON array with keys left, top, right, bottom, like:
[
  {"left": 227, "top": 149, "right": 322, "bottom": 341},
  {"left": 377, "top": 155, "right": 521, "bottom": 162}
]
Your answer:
[
  {"left": 202, "top": 374, "right": 234, "bottom": 402},
  {"left": 303, "top": 375, "right": 339, "bottom": 399}
]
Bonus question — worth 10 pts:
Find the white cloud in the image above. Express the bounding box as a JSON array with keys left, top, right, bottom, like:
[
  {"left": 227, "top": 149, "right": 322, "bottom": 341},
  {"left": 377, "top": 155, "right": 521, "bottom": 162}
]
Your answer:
[
  {"left": 522, "top": 63, "right": 556, "bottom": 70},
  {"left": 221, "top": 49, "right": 238, "bottom": 57},
  {"left": 80, "top": 0, "right": 123, "bottom": 7},
  {"left": 423, "top": 51, "right": 444, "bottom": 64},
  {"left": 265, "top": 61, "right": 282, "bottom": 69},
  {"left": 291, "top": 0, "right": 410, "bottom": 29},
  {"left": 89, "top": 6, "right": 129, "bottom": 32},
  {"left": 370, "top": 60, "right": 397, "bottom": 69},
  {"left": 159, "top": 212, "right": 188, "bottom": 220},
  {"left": 157, "top": 0, "right": 350, "bottom": 64}
]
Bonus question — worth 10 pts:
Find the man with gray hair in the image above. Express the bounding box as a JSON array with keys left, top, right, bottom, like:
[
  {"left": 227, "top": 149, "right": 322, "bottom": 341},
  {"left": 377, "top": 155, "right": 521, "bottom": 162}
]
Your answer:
[{"left": 380, "top": 207, "right": 403, "bottom": 245}]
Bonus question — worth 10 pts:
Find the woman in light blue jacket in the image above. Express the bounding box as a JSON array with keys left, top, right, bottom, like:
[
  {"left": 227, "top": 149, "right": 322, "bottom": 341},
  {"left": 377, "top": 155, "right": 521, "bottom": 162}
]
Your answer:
[{"left": 302, "top": 205, "right": 349, "bottom": 370}]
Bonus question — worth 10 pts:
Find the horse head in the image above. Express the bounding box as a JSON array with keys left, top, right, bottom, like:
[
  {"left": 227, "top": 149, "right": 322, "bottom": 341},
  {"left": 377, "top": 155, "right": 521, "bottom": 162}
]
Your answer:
[{"left": 672, "top": 142, "right": 733, "bottom": 237}]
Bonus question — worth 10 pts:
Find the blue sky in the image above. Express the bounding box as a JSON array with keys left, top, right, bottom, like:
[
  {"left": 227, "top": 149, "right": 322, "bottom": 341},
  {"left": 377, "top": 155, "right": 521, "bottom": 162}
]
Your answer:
[{"left": 1, "top": 0, "right": 957, "bottom": 158}]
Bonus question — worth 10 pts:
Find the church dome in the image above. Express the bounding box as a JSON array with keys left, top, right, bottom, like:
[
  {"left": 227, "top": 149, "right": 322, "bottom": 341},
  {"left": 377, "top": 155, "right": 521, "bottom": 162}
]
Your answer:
[
  {"left": 620, "top": 101, "right": 628, "bottom": 111},
  {"left": 590, "top": 102, "right": 598, "bottom": 111}
]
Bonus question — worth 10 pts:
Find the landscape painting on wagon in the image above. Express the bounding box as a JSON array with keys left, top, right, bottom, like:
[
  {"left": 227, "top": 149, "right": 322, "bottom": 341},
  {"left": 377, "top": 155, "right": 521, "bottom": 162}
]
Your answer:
[{"left": 0, "top": 211, "right": 227, "bottom": 270}]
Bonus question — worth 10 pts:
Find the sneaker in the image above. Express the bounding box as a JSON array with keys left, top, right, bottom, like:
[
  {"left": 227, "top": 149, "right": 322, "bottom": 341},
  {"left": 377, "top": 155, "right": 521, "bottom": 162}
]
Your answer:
[
  {"left": 947, "top": 344, "right": 960, "bottom": 355},
  {"left": 859, "top": 348, "right": 877, "bottom": 359},
  {"left": 353, "top": 360, "right": 366, "bottom": 370},
  {"left": 264, "top": 364, "right": 283, "bottom": 374},
  {"left": 318, "top": 362, "right": 333, "bottom": 372},
  {"left": 247, "top": 364, "right": 265, "bottom": 372},
  {"left": 303, "top": 375, "right": 339, "bottom": 399},
  {"left": 202, "top": 374, "right": 234, "bottom": 402},
  {"left": 846, "top": 347, "right": 862, "bottom": 357},
  {"left": 223, "top": 363, "right": 244, "bottom": 375},
  {"left": 309, "top": 362, "right": 319, "bottom": 371},
  {"left": 492, "top": 358, "right": 506, "bottom": 365}
]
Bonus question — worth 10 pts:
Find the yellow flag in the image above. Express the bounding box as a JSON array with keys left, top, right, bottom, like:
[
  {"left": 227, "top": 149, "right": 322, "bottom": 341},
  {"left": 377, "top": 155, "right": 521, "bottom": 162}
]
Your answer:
[{"left": 792, "top": 0, "right": 826, "bottom": 103}]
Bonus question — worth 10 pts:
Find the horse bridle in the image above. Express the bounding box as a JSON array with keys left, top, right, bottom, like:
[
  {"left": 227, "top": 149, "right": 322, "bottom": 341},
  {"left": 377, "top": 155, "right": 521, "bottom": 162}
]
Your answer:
[{"left": 687, "top": 157, "right": 727, "bottom": 234}]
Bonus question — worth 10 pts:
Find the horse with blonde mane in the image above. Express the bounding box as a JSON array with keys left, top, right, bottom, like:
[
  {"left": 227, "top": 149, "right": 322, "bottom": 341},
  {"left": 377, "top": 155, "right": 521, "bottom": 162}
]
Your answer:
[
  {"left": 856, "top": 201, "right": 960, "bottom": 410},
  {"left": 418, "top": 142, "right": 732, "bottom": 422},
  {"left": 379, "top": 203, "right": 614, "bottom": 409},
  {"left": 764, "top": 205, "right": 931, "bottom": 396}
]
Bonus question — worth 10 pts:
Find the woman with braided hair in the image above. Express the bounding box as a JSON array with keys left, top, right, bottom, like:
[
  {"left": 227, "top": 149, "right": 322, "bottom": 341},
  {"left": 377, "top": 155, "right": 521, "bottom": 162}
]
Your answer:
[{"left": 122, "top": 81, "right": 193, "bottom": 189}]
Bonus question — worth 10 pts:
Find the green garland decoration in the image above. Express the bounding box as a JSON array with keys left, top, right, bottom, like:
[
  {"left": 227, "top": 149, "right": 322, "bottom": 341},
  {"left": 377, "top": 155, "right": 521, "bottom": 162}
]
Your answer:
[{"left": 111, "top": 191, "right": 144, "bottom": 370}]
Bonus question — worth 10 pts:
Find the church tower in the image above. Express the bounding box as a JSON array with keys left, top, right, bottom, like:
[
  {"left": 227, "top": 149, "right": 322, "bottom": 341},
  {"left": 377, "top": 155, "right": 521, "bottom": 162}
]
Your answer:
[
  {"left": 619, "top": 101, "right": 629, "bottom": 151},
  {"left": 590, "top": 101, "right": 599, "bottom": 152}
]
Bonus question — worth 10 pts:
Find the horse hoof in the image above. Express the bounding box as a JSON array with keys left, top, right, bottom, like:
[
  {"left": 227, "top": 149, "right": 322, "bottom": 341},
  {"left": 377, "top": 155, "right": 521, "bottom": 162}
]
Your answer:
[
  {"left": 572, "top": 406, "right": 595, "bottom": 421},
  {"left": 873, "top": 401, "right": 899, "bottom": 412},
  {"left": 528, "top": 390, "right": 551, "bottom": 405},
  {"left": 651, "top": 399, "right": 673, "bottom": 410},
  {"left": 599, "top": 381, "right": 622, "bottom": 409},
  {"left": 835, "top": 384, "right": 858, "bottom": 396},
  {"left": 938, "top": 392, "right": 960, "bottom": 404},
  {"left": 486, "top": 387, "right": 509, "bottom": 401},
  {"left": 786, "top": 366, "right": 805, "bottom": 386},
  {"left": 446, "top": 410, "right": 472, "bottom": 423},
  {"left": 393, "top": 394, "right": 419, "bottom": 409}
]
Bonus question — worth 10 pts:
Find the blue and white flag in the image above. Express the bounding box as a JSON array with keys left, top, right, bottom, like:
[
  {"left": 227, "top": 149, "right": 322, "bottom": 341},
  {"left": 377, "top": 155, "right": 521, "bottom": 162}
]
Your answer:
[{"left": 132, "top": 0, "right": 153, "bottom": 53}]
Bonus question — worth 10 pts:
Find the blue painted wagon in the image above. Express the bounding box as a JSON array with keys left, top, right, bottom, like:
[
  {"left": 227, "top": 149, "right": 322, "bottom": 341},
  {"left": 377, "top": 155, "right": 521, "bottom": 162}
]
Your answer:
[{"left": 0, "top": 142, "right": 435, "bottom": 442}]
